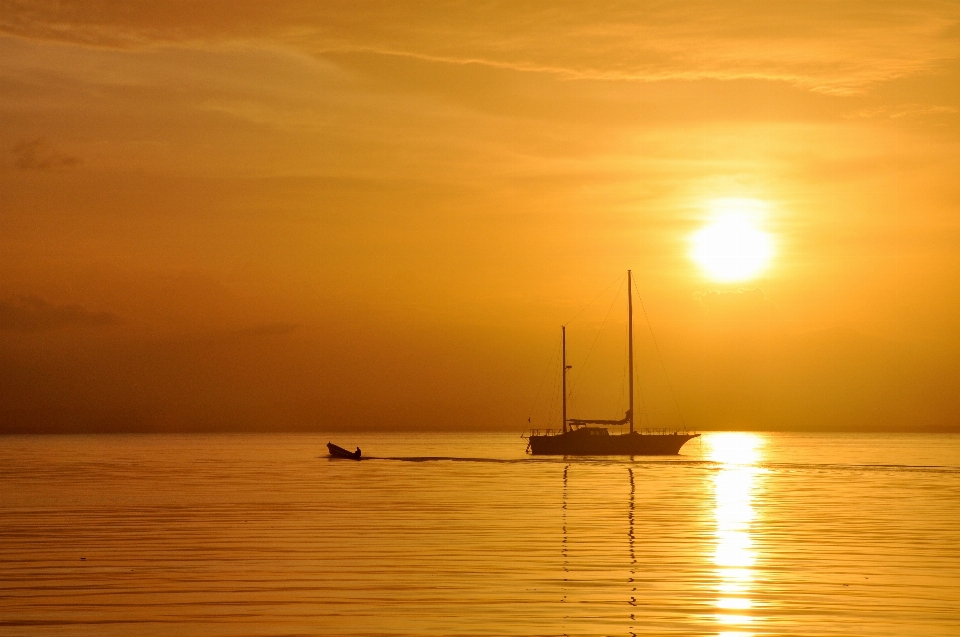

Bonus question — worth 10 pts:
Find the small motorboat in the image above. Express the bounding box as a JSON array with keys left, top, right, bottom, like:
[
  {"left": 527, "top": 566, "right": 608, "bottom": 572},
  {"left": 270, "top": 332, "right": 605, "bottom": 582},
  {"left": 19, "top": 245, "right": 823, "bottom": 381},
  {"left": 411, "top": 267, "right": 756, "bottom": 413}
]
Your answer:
[{"left": 327, "top": 442, "right": 362, "bottom": 460}]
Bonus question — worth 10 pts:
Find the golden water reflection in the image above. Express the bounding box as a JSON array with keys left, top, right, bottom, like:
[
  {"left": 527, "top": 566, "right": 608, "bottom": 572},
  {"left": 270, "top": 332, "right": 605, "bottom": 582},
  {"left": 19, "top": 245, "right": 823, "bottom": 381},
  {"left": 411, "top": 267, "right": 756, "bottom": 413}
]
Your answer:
[{"left": 708, "top": 432, "right": 765, "bottom": 636}]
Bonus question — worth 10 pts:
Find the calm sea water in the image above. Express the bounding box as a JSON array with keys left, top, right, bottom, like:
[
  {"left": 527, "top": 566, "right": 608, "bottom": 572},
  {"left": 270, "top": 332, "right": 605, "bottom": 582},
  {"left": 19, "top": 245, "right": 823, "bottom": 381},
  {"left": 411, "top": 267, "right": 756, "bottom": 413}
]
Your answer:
[{"left": 1, "top": 432, "right": 959, "bottom": 636}]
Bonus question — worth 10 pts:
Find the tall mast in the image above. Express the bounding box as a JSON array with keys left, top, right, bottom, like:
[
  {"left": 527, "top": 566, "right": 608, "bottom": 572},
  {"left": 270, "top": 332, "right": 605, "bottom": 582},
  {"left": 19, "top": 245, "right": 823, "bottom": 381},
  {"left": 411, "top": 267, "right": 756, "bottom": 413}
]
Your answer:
[
  {"left": 628, "top": 270, "right": 635, "bottom": 434},
  {"left": 561, "top": 325, "right": 568, "bottom": 433}
]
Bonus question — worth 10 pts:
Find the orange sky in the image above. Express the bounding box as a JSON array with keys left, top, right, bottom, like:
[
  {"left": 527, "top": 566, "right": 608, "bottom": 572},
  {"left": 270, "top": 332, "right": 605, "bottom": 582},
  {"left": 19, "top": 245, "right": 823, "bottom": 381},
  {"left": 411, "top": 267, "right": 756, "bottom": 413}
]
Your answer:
[{"left": 2, "top": 2, "right": 959, "bottom": 433}]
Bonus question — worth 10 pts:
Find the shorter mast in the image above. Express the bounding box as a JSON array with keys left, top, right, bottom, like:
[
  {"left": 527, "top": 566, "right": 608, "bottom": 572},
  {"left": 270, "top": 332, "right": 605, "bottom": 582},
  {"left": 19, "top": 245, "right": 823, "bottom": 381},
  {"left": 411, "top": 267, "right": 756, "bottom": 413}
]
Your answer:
[
  {"left": 561, "top": 326, "right": 568, "bottom": 433},
  {"left": 628, "top": 270, "right": 635, "bottom": 434}
]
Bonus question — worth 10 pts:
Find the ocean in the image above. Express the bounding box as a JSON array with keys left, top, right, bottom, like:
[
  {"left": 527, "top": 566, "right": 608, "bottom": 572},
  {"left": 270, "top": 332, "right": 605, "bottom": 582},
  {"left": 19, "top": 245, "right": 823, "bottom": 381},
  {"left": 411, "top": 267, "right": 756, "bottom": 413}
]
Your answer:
[{"left": 2, "top": 432, "right": 959, "bottom": 636}]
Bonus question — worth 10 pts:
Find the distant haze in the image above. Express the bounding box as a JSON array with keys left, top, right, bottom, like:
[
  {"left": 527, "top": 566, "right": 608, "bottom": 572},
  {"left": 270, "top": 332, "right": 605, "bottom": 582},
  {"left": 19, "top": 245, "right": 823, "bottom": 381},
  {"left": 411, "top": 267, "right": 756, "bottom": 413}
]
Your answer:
[{"left": 2, "top": 2, "right": 959, "bottom": 433}]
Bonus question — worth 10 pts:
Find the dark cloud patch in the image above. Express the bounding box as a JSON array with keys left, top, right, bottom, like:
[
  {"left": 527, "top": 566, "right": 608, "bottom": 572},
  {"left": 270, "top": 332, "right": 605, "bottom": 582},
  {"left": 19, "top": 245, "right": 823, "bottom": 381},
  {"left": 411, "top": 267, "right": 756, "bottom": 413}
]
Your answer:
[
  {"left": 237, "top": 322, "right": 299, "bottom": 337},
  {"left": 11, "top": 138, "right": 82, "bottom": 171},
  {"left": 0, "top": 295, "right": 118, "bottom": 332}
]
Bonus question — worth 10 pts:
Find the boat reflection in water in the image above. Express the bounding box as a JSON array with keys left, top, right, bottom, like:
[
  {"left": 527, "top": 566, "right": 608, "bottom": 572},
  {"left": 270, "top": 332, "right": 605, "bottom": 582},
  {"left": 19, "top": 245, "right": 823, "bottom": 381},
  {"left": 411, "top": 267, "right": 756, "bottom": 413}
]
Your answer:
[{"left": 709, "top": 432, "right": 765, "bottom": 637}]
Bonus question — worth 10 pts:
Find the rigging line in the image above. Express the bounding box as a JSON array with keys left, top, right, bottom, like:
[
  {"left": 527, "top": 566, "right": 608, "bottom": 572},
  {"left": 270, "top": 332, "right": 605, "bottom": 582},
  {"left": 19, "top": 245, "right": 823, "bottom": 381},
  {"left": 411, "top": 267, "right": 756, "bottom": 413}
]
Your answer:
[
  {"left": 633, "top": 277, "right": 688, "bottom": 430},
  {"left": 636, "top": 350, "right": 652, "bottom": 429},
  {"left": 616, "top": 345, "right": 628, "bottom": 419},
  {"left": 630, "top": 318, "right": 652, "bottom": 429},
  {"left": 545, "top": 354, "right": 561, "bottom": 430},
  {"left": 527, "top": 331, "right": 562, "bottom": 423},
  {"left": 563, "top": 272, "right": 625, "bottom": 327},
  {"left": 614, "top": 321, "right": 630, "bottom": 424},
  {"left": 570, "top": 276, "right": 625, "bottom": 398}
]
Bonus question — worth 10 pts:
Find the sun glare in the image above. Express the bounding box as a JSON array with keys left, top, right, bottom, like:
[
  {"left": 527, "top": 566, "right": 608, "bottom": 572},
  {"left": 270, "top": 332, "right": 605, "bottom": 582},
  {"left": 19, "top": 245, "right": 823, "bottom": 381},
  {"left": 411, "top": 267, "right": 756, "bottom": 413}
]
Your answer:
[
  {"left": 690, "top": 199, "right": 774, "bottom": 282},
  {"left": 710, "top": 431, "right": 765, "bottom": 633}
]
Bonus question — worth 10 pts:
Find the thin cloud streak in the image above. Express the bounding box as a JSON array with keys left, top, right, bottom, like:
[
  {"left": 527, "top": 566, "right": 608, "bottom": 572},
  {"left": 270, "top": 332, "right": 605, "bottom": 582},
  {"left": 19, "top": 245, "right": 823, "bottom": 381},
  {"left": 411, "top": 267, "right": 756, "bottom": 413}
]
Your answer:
[
  {"left": 1, "top": 1, "right": 958, "bottom": 93},
  {"left": 0, "top": 296, "right": 118, "bottom": 332}
]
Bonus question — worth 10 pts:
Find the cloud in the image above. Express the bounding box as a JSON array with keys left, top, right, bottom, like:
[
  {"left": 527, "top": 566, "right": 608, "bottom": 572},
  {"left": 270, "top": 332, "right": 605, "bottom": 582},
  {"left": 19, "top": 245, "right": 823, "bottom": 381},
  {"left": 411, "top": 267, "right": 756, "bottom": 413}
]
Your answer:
[
  {"left": 10, "top": 138, "right": 81, "bottom": 170},
  {"left": 694, "top": 288, "right": 770, "bottom": 316},
  {"left": 0, "top": 295, "right": 118, "bottom": 331},
  {"left": 845, "top": 104, "right": 958, "bottom": 119},
  {"left": 1, "top": 1, "right": 957, "bottom": 93},
  {"left": 237, "top": 322, "right": 299, "bottom": 337}
]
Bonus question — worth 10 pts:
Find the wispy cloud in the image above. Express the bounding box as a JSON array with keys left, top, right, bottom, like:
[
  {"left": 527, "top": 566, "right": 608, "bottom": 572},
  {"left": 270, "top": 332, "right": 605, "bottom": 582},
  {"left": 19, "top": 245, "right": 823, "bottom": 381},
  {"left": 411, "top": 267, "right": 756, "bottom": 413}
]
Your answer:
[
  {"left": 694, "top": 288, "right": 770, "bottom": 315},
  {"left": 0, "top": 296, "right": 117, "bottom": 331},
  {"left": 845, "top": 104, "right": 958, "bottom": 119},
  {"left": 10, "top": 137, "right": 81, "bottom": 170},
  {"left": 1, "top": 1, "right": 957, "bottom": 93},
  {"left": 237, "top": 322, "right": 299, "bottom": 337}
]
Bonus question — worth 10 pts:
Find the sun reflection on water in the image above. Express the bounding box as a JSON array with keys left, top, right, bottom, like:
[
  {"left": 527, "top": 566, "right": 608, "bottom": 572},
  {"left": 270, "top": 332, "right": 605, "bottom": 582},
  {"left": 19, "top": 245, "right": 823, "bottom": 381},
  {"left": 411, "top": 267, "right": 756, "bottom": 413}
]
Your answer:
[{"left": 708, "top": 433, "right": 765, "bottom": 636}]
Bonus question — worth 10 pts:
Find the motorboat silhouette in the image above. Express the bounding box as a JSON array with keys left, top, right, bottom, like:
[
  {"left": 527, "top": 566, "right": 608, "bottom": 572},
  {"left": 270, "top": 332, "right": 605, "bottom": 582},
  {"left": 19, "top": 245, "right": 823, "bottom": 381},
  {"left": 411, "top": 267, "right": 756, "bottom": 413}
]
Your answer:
[{"left": 327, "top": 442, "right": 362, "bottom": 460}]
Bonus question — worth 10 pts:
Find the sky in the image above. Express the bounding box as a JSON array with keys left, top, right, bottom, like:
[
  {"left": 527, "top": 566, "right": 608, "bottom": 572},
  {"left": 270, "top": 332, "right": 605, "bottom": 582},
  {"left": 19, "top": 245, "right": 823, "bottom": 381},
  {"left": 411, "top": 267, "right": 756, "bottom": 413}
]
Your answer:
[{"left": 2, "top": 1, "right": 959, "bottom": 433}]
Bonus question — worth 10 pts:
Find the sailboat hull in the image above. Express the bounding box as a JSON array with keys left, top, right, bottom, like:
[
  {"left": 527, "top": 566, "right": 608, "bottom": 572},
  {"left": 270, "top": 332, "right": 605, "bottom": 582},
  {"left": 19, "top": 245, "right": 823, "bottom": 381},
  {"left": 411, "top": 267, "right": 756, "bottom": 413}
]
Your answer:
[{"left": 528, "top": 429, "right": 698, "bottom": 456}]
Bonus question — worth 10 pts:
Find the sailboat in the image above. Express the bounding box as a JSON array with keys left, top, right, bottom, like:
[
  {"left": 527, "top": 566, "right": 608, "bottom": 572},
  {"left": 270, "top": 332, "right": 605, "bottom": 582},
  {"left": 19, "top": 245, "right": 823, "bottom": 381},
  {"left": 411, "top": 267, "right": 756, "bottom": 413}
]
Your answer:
[{"left": 526, "top": 270, "right": 699, "bottom": 455}]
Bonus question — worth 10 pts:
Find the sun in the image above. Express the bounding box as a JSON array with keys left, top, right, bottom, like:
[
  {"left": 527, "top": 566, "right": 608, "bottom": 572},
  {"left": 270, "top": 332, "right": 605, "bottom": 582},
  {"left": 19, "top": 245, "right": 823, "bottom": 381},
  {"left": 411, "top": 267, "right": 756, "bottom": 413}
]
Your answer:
[{"left": 690, "top": 199, "right": 775, "bottom": 282}]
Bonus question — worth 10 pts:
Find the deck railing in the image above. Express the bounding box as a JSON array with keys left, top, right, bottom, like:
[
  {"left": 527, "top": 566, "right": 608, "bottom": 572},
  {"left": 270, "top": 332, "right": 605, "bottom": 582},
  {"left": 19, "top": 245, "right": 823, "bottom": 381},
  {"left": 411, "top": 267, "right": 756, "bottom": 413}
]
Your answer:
[
  {"left": 525, "top": 427, "right": 698, "bottom": 438},
  {"left": 523, "top": 429, "right": 559, "bottom": 438}
]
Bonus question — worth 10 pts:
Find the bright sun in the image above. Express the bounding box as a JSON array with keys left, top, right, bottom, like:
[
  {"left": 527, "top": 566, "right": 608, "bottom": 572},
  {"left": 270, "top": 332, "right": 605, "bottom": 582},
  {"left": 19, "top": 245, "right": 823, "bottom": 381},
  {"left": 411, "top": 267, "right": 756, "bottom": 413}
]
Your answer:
[{"left": 690, "top": 198, "right": 775, "bottom": 282}]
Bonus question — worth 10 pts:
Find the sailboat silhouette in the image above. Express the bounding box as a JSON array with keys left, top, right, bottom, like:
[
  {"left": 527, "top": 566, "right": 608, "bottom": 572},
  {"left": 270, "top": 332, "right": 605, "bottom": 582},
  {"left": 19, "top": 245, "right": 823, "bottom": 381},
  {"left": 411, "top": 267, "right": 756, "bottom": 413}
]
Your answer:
[{"left": 526, "top": 270, "right": 698, "bottom": 455}]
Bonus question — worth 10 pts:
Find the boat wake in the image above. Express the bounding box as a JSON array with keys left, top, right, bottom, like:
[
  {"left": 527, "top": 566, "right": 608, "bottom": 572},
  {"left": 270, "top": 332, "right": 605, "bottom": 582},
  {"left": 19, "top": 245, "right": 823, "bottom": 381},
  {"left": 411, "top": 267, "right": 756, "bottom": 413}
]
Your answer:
[
  {"left": 323, "top": 456, "right": 960, "bottom": 473},
  {"left": 337, "top": 456, "right": 711, "bottom": 465}
]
